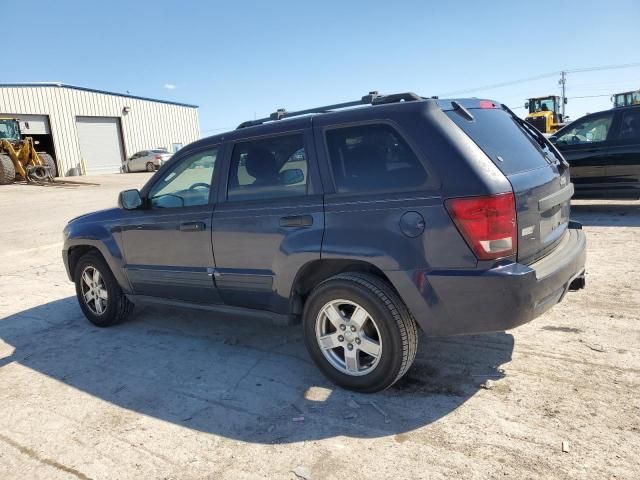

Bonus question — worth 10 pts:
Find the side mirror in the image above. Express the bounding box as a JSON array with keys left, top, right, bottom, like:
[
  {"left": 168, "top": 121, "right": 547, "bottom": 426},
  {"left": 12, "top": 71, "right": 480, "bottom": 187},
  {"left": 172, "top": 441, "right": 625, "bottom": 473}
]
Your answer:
[
  {"left": 549, "top": 136, "right": 558, "bottom": 144},
  {"left": 524, "top": 102, "right": 529, "bottom": 109},
  {"left": 118, "top": 189, "right": 143, "bottom": 210},
  {"left": 281, "top": 168, "right": 304, "bottom": 185}
]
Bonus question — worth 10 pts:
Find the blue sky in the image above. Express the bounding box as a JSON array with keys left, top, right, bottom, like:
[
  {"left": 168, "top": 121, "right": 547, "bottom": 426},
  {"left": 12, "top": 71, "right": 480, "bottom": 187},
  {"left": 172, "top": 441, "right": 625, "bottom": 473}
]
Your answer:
[{"left": 7, "top": 0, "right": 640, "bottom": 134}]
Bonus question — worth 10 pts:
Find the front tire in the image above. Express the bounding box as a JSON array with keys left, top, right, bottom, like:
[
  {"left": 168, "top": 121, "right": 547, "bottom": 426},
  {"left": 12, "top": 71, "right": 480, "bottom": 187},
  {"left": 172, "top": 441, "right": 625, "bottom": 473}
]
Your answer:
[
  {"left": 38, "top": 152, "right": 57, "bottom": 178},
  {"left": 0, "top": 154, "right": 15, "bottom": 185},
  {"left": 303, "top": 273, "right": 418, "bottom": 392},
  {"left": 74, "top": 252, "right": 134, "bottom": 327}
]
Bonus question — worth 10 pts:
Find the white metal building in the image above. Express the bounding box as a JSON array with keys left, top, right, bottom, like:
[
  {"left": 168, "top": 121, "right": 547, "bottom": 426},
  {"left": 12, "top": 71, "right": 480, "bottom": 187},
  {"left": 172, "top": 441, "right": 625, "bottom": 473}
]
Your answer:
[{"left": 0, "top": 83, "right": 200, "bottom": 176}]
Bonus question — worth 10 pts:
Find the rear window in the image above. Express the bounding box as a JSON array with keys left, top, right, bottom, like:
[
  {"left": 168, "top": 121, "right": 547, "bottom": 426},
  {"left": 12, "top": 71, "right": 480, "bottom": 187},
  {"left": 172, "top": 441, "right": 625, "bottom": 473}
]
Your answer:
[{"left": 445, "top": 108, "right": 550, "bottom": 175}]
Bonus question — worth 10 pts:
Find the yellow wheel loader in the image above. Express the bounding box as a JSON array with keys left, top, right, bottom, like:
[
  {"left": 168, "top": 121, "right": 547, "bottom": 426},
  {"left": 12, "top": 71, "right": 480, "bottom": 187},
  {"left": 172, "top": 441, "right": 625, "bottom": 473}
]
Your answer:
[
  {"left": 0, "top": 117, "right": 56, "bottom": 185},
  {"left": 524, "top": 96, "right": 567, "bottom": 134}
]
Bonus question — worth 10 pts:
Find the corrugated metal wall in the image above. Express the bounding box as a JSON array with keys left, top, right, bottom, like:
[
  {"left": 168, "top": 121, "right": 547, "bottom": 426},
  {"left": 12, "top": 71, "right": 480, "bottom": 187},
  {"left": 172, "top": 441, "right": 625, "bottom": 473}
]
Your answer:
[{"left": 0, "top": 85, "right": 199, "bottom": 176}]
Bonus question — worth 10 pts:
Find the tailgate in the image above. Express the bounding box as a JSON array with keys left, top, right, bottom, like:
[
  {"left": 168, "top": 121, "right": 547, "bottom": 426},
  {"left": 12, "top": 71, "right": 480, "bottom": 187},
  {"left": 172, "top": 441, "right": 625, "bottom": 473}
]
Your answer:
[
  {"left": 509, "top": 165, "right": 572, "bottom": 263},
  {"left": 445, "top": 103, "right": 573, "bottom": 264}
]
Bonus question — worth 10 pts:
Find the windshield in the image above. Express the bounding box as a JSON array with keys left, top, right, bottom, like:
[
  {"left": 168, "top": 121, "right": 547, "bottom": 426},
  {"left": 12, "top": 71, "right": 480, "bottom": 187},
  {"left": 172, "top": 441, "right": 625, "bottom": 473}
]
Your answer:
[
  {"left": 615, "top": 91, "right": 640, "bottom": 107},
  {"left": 555, "top": 114, "right": 613, "bottom": 145},
  {"left": 0, "top": 119, "right": 20, "bottom": 142},
  {"left": 529, "top": 98, "right": 557, "bottom": 114}
]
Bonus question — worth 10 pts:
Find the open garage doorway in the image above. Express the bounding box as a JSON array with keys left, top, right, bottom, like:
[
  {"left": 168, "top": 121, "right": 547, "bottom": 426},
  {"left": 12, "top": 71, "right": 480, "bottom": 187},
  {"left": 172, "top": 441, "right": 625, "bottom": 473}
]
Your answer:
[{"left": 2, "top": 113, "right": 57, "bottom": 172}]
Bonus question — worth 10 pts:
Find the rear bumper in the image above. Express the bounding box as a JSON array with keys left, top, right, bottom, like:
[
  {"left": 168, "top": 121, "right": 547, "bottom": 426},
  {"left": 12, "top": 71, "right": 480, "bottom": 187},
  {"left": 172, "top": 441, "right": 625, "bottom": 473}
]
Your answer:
[{"left": 387, "top": 224, "right": 586, "bottom": 336}]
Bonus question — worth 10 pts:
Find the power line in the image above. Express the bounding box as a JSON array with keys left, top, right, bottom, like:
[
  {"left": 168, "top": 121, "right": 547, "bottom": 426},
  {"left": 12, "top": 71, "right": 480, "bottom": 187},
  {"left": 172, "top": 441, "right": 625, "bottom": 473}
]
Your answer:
[
  {"left": 568, "top": 94, "right": 612, "bottom": 99},
  {"left": 565, "top": 61, "right": 640, "bottom": 73},
  {"left": 438, "top": 71, "right": 558, "bottom": 97},
  {"left": 438, "top": 61, "right": 640, "bottom": 97}
]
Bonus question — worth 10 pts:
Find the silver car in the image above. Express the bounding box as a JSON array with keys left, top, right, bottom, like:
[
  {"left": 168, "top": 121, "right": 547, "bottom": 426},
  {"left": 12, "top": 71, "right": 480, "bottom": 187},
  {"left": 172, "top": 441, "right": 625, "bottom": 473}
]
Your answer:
[{"left": 123, "top": 149, "right": 172, "bottom": 172}]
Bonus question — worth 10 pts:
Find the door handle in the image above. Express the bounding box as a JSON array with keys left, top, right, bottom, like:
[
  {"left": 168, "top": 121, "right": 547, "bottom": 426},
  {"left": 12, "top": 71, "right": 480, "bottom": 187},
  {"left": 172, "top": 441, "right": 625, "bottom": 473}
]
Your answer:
[
  {"left": 279, "top": 215, "right": 313, "bottom": 227},
  {"left": 180, "top": 221, "right": 206, "bottom": 232}
]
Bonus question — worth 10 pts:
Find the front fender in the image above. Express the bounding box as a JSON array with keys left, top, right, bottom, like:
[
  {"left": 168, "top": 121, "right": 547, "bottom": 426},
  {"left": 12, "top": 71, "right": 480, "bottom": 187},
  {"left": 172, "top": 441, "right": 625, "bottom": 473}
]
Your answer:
[{"left": 63, "top": 222, "right": 131, "bottom": 292}]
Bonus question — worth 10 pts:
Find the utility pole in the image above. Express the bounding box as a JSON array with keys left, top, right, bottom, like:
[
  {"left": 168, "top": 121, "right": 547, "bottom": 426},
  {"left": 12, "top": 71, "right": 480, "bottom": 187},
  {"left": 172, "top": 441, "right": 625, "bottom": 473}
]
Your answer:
[{"left": 559, "top": 71, "right": 567, "bottom": 118}]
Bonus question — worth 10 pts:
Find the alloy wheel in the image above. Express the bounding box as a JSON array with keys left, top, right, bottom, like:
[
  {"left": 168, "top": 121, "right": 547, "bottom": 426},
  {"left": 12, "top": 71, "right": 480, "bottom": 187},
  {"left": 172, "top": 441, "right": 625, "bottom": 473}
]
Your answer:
[
  {"left": 315, "top": 299, "right": 382, "bottom": 376},
  {"left": 80, "top": 266, "right": 109, "bottom": 315}
]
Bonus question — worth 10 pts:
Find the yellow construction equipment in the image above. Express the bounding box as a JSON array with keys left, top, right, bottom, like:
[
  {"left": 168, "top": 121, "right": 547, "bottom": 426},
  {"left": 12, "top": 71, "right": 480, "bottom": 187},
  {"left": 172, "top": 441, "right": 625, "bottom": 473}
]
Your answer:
[
  {"left": 612, "top": 89, "right": 640, "bottom": 108},
  {"left": 0, "top": 117, "right": 56, "bottom": 185},
  {"left": 524, "top": 95, "right": 567, "bottom": 134}
]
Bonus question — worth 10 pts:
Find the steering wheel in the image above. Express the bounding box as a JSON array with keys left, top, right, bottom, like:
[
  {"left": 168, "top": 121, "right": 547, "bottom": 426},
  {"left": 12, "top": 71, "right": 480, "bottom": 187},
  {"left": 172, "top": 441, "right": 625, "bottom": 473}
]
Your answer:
[{"left": 189, "top": 182, "right": 210, "bottom": 191}]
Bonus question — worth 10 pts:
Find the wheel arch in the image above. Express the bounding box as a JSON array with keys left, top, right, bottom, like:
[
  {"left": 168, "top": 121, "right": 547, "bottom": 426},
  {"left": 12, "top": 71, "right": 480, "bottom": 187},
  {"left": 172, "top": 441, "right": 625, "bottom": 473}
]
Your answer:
[
  {"left": 65, "top": 238, "right": 131, "bottom": 293},
  {"left": 289, "top": 259, "right": 399, "bottom": 315}
]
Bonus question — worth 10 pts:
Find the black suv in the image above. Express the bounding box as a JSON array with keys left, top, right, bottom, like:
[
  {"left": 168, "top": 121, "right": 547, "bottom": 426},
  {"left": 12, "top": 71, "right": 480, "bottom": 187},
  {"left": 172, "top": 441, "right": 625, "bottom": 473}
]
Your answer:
[
  {"left": 63, "top": 92, "right": 586, "bottom": 392},
  {"left": 551, "top": 104, "right": 640, "bottom": 198}
]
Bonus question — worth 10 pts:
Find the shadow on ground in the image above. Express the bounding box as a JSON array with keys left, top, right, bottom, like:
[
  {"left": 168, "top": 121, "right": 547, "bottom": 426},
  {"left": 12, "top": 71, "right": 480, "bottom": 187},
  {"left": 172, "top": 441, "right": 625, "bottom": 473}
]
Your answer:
[
  {"left": 0, "top": 298, "right": 513, "bottom": 444},
  {"left": 571, "top": 202, "right": 640, "bottom": 227}
]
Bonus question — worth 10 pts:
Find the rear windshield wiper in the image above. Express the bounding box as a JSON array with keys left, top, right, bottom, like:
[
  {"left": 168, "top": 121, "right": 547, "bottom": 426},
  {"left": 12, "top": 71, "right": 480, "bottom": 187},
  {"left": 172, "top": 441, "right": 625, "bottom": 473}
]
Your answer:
[{"left": 501, "top": 104, "right": 570, "bottom": 169}]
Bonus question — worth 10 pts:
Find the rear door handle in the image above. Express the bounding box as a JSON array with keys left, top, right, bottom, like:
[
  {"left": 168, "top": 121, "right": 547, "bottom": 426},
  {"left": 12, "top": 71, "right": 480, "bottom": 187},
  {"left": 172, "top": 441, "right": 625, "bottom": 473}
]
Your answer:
[
  {"left": 180, "top": 221, "right": 206, "bottom": 232},
  {"left": 279, "top": 215, "right": 313, "bottom": 227}
]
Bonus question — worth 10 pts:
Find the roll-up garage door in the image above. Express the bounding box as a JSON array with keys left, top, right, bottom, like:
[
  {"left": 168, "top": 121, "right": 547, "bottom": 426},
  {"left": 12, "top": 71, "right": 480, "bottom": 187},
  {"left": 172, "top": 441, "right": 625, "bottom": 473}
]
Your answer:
[{"left": 76, "top": 117, "right": 125, "bottom": 174}]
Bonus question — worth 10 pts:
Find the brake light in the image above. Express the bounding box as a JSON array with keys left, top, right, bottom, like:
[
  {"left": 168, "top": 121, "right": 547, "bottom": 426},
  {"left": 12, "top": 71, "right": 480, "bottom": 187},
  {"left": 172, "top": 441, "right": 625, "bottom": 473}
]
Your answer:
[
  {"left": 479, "top": 100, "right": 497, "bottom": 109},
  {"left": 155, "top": 155, "right": 162, "bottom": 160},
  {"left": 445, "top": 193, "right": 517, "bottom": 260}
]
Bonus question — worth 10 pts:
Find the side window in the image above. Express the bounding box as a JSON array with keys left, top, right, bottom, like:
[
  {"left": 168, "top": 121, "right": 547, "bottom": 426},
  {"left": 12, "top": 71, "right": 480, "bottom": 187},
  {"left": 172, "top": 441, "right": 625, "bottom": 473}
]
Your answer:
[
  {"left": 148, "top": 148, "right": 217, "bottom": 208},
  {"left": 618, "top": 110, "right": 640, "bottom": 141},
  {"left": 556, "top": 114, "right": 614, "bottom": 145},
  {"left": 227, "top": 134, "right": 308, "bottom": 201},
  {"left": 326, "top": 123, "right": 428, "bottom": 193}
]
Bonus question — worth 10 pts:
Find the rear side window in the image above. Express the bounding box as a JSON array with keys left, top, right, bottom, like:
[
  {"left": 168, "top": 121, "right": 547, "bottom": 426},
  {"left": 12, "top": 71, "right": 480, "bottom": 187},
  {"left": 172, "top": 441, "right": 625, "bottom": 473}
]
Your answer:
[
  {"left": 446, "top": 109, "right": 550, "bottom": 175},
  {"left": 326, "top": 124, "right": 428, "bottom": 193},
  {"left": 227, "top": 133, "right": 308, "bottom": 201}
]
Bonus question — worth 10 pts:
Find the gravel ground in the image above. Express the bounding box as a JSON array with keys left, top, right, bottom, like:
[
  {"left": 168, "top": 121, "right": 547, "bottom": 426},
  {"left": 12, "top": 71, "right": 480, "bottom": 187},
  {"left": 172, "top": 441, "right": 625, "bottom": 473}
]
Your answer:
[{"left": 0, "top": 174, "right": 638, "bottom": 480}]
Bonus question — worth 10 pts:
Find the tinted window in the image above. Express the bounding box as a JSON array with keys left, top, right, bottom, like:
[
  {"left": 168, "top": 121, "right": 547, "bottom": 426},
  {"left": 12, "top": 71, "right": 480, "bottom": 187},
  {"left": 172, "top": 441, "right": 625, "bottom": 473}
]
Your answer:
[
  {"left": 326, "top": 124, "right": 427, "bottom": 193},
  {"left": 227, "top": 134, "right": 308, "bottom": 201},
  {"left": 556, "top": 113, "right": 614, "bottom": 145},
  {"left": 149, "top": 148, "right": 217, "bottom": 208},
  {"left": 446, "top": 108, "right": 551, "bottom": 175},
  {"left": 618, "top": 110, "right": 640, "bottom": 140}
]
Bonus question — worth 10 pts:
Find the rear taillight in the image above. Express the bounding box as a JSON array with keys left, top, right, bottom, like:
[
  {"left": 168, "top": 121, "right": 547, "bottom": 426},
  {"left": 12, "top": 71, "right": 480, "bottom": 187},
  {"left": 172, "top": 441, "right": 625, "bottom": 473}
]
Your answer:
[
  {"left": 155, "top": 155, "right": 162, "bottom": 160},
  {"left": 445, "top": 193, "right": 517, "bottom": 260}
]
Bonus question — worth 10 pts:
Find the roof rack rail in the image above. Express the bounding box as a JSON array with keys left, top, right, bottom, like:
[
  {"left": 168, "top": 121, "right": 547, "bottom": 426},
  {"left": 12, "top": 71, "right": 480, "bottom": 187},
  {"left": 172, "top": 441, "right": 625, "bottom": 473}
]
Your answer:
[{"left": 236, "top": 91, "right": 423, "bottom": 129}]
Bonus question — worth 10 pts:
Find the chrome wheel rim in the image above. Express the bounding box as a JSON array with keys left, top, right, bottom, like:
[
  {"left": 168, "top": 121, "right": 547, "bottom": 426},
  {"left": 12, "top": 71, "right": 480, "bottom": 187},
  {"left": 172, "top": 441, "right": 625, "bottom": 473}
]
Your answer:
[
  {"left": 80, "top": 266, "right": 108, "bottom": 315},
  {"left": 315, "top": 299, "right": 382, "bottom": 376}
]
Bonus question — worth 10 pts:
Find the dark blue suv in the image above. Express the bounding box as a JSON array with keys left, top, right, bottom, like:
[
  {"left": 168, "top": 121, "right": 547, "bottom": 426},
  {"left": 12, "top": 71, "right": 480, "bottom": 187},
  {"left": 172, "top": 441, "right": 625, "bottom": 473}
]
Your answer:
[{"left": 63, "top": 92, "right": 586, "bottom": 392}]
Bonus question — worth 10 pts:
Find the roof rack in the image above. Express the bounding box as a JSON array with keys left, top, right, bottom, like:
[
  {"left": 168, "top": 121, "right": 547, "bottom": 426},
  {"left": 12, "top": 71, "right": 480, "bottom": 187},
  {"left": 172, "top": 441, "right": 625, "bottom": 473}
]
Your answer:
[{"left": 236, "top": 91, "right": 423, "bottom": 129}]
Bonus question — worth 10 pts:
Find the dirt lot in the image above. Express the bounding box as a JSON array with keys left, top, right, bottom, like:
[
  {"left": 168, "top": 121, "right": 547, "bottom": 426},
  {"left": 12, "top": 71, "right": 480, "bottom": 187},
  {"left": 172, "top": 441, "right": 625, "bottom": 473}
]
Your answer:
[{"left": 0, "top": 174, "right": 638, "bottom": 480}]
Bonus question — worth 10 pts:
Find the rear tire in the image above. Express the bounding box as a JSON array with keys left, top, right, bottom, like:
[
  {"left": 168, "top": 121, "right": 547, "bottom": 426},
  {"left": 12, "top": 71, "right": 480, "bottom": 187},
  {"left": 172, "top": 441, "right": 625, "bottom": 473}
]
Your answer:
[
  {"left": 146, "top": 162, "right": 155, "bottom": 172},
  {"left": 74, "top": 252, "right": 134, "bottom": 327},
  {"left": 37, "top": 152, "right": 57, "bottom": 178},
  {"left": 0, "top": 154, "right": 15, "bottom": 185},
  {"left": 303, "top": 272, "right": 418, "bottom": 392}
]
